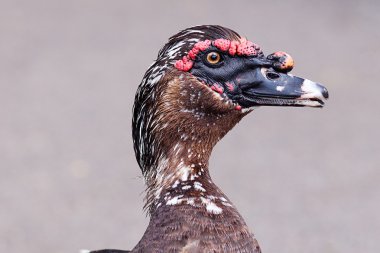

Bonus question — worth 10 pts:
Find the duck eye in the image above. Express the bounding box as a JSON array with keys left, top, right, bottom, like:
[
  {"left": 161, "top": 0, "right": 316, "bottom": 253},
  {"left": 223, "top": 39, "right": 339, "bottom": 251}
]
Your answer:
[{"left": 206, "top": 52, "right": 221, "bottom": 64}]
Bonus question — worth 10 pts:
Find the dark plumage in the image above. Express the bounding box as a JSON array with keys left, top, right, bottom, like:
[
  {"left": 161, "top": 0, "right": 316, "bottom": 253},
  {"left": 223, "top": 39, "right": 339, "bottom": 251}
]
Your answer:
[{"left": 91, "top": 25, "right": 328, "bottom": 253}]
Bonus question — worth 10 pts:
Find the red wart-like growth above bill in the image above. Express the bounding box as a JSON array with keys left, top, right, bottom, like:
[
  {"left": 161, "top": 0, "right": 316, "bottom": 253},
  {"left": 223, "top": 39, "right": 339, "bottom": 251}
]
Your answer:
[{"left": 175, "top": 38, "right": 263, "bottom": 71}]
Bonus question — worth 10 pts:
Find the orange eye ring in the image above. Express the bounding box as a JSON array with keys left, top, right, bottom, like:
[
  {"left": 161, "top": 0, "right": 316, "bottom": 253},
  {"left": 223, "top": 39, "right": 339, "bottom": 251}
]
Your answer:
[{"left": 206, "top": 52, "right": 221, "bottom": 64}]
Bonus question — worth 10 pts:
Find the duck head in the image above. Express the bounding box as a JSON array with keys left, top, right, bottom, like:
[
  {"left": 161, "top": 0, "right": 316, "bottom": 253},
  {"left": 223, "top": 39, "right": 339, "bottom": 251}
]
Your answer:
[
  {"left": 176, "top": 34, "right": 328, "bottom": 109},
  {"left": 132, "top": 25, "right": 328, "bottom": 213}
]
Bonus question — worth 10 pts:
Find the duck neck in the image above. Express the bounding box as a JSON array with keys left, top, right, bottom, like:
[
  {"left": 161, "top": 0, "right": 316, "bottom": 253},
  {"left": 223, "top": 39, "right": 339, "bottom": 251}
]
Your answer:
[
  {"left": 145, "top": 139, "right": 228, "bottom": 214},
  {"left": 137, "top": 73, "right": 248, "bottom": 214},
  {"left": 136, "top": 140, "right": 260, "bottom": 252}
]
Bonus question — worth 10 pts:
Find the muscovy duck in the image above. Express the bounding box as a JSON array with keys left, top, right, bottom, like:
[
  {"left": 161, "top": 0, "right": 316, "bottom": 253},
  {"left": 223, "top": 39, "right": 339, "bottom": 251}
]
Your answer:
[{"left": 90, "top": 25, "right": 328, "bottom": 253}]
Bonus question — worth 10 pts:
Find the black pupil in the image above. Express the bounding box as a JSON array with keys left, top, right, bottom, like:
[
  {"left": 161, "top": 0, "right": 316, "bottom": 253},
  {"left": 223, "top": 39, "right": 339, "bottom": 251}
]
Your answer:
[{"left": 210, "top": 53, "right": 218, "bottom": 61}]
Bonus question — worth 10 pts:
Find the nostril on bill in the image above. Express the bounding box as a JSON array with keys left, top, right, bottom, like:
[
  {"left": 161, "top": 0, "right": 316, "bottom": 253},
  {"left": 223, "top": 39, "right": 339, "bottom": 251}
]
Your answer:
[
  {"left": 322, "top": 87, "right": 329, "bottom": 99},
  {"left": 266, "top": 72, "right": 280, "bottom": 80}
]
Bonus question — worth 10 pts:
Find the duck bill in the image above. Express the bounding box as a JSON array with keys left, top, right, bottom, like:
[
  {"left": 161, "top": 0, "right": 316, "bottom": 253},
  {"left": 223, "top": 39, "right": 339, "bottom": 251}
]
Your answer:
[{"left": 237, "top": 68, "right": 329, "bottom": 108}]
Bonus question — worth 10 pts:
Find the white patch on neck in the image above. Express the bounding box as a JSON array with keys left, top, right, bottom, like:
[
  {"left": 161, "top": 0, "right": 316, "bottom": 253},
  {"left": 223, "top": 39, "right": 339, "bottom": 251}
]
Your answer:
[
  {"left": 178, "top": 165, "right": 191, "bottom": 181},
  {"left": 190, "top": 173, "right": 199, "bottom": 181},
  {"left": 154, "top": 156, "right": 169, "bottom": 199},
  {"left": 201, "top": 197, "right": 223, "bottom": 214},
  {"left": 166, "top": 195, "right": 184, "bottom": 205},
  {"left": 193, "top": 181, "right": 206, "bottom": 192},
  {"left": 172, "top": 180, "right": 180, "bottom": 188}
]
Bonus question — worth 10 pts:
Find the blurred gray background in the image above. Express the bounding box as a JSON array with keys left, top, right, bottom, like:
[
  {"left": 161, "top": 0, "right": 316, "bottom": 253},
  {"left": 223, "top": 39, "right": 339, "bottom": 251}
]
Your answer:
[{"left": 1, "top": 0, "right": 379, "bottom": 252}]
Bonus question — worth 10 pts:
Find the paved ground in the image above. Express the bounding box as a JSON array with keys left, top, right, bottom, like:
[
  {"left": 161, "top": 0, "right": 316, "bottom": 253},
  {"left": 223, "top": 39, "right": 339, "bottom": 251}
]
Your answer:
[{"left": 1, "top": 1, "right": 379, "bottom": 252}]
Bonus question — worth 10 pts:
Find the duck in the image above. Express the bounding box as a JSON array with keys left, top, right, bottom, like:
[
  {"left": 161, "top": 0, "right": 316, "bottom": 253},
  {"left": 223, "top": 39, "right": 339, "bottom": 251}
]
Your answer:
[{"left": 89, "top": 25, "right": 328, "bottom": 253}]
